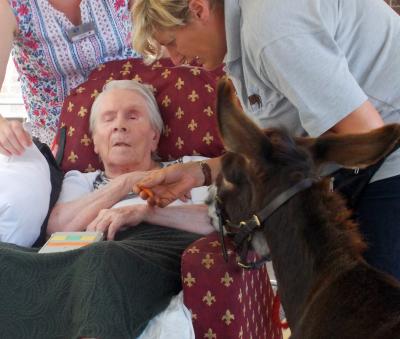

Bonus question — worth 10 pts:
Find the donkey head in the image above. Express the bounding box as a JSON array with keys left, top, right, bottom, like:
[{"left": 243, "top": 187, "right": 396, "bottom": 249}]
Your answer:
[{"left": 210, "top": 79, "right": 400, "bottom": 259}]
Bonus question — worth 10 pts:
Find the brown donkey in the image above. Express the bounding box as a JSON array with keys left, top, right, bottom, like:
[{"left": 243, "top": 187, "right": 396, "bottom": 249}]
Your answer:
[{"left": 209, "top": 79, "right": 400, "bottom": 339}]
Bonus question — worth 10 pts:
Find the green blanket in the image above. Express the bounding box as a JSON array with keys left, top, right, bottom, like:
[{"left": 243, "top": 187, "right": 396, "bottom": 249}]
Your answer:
[{"left": 0, "top": 224, "right": 200, "bottom": 339}]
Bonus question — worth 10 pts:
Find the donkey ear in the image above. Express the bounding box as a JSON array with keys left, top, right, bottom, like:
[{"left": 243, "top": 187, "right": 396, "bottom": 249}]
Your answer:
[
  {"left": 216, "top": 78, "right": 271, "bottom": 157},
  {"left": 296, "top": 124, "right": 400, "bottom": 168}
]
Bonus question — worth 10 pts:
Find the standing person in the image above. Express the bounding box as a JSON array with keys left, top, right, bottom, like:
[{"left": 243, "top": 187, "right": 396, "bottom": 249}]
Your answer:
[
  {"left": 0, "top": 0, "right": 138, "bottom": 155},
  {"left": 130, "top": 0, "right": 400, "bottom": 280}
]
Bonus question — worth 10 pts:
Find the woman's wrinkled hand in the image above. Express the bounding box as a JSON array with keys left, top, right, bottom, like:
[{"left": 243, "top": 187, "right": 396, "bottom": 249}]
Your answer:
[
  {"left": 0, "top": 118, "right": 32, "bottom": 156},
  {"left": 133, "top": 162, "right": 203, "bottom": 208},
  {"left": 86, "top": 205, "right": 148, "bottom": 240}
]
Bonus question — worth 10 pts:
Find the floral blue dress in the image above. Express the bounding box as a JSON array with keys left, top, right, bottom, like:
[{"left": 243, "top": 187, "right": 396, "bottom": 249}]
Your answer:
[{"left": 8, "top": 0, "right": 139, "bottom": 145}]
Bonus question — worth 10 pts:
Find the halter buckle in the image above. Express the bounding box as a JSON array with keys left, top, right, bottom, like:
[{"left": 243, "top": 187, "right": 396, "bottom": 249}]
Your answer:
[{"left": 239, "top": 214, "right": 261, "bottom": 230}]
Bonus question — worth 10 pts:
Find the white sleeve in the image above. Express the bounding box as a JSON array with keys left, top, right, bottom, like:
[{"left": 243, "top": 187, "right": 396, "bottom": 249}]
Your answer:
[
  {"left": 190, "top": 186, "right": 209, "bottom": 204},
  {"left": 57, "top": 170, "right": 97, "bottom": 203},
  {"left": 261, "top": 32, "right": 367, "bottom": 136},
  {"left": 181, "top": 156, "right": 210, "bottom": 204}
]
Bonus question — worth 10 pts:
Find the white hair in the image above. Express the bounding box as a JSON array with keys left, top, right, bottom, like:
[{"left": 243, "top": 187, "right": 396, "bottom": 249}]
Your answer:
[{"left": 89, "top": 79, "right": 164, "bottom": 134}]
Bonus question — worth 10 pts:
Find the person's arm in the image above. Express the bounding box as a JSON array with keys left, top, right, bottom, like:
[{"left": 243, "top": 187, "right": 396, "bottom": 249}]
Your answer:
[
  {"left": 0, "top": 0, "right": 32, "bottom": 156},
  {"left": 329, "top": 100, "right": 384, "bottom": 134},
  {"left": 133, "top": 156, "right": 222, "bottom": 207},
  {"left": 257, "top": 27, "right": 386, "bottom": 139},
  {"left": 86, "top": 204, "right": 214, "bottom": 240},
  {"left": 144, "top": 204, "right": 213, "bottom": 234},
  {"left": 47, "top": 171, "right": 146, "bottom": 234},
  {"left": 0, "top": 0, "right": 16, "bottom": 90}
]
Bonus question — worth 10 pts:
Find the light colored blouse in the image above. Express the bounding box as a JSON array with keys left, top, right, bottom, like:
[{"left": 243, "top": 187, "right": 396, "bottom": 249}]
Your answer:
[{"left": 8, "top": 0, "right": 139, "bottom": 145}]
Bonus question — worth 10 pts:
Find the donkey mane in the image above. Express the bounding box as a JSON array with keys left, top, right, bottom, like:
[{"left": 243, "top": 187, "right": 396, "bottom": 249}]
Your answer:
[
  {"left": 293, "top": 179, "right": 367, "bottom": 264},
  {"left": 251, "top": 159, "right": 367, "bottom": 324},
  {"left": 257, "top": 128, "right": 366, "bottom": 260}
]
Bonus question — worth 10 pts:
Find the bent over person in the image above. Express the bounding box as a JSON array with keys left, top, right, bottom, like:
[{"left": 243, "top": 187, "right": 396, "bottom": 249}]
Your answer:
[
  {"left": 131, "top": 0, "right": 400, "bottom": 280},
  {"left": 0, "top": 80, "right": 214, "bottom": 338}
]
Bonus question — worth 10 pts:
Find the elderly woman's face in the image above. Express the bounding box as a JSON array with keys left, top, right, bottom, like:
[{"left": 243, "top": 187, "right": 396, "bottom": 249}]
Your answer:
[{"left": 92, "top": 88, "right": 160, "bottom": 168}]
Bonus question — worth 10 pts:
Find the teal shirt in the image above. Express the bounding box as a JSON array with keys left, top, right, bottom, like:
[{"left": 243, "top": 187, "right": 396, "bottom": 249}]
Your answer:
[{"left": 224, "top": 0, "right": 400, "bottom": 182}]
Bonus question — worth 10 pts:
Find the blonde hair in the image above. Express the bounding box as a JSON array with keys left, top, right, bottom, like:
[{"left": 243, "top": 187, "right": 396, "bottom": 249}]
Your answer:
[
  {"left": 90, "top": 79, "right": 163, "bottom": 134},
  {"left": 131, "top": 0, "right": 220, "bottom": 64}
]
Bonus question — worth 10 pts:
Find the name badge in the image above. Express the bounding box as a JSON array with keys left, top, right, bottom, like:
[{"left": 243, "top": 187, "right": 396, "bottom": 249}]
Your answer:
[{"left": 66, "top": 22, "right": 96, "bottom": 42}]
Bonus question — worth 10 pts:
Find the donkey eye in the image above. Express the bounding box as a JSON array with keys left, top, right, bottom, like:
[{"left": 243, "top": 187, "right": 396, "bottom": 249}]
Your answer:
[
  {"left": 225, "top": 168, "right": 248, "bottom": 185},
  {"left": 221, "top": 152, "right": 249, "bottom": 185}
]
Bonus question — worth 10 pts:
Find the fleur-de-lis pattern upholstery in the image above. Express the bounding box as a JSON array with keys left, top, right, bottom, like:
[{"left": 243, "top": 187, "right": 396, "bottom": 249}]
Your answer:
[
  {"left": 183, "top": 233, "right": 282, "bottom": 339},
  {"left": 56, "top": 58, "right": 282, "bottom": 339},
  {"left": 56, "top": 58, "right": 224, "bottom": 172}
]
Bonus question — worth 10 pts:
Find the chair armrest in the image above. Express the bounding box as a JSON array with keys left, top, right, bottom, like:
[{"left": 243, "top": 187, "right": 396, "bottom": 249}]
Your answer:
[{"left": 181, "top": 232, "right": 283, "bottom": 339}]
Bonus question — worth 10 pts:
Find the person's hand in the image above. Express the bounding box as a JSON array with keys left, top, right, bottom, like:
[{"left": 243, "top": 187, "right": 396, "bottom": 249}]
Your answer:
[
  {"left": 86, "top": 205, "right": 148, "bottom": 240},
  {"left": 0, "top": 117, "right": 32, "bottom": 156},
  {"left": 133, "top": 162, "right": 204, "bottom": 207},
  {"left": 121, "top": 170, "right": 149, "bottom": 190}
]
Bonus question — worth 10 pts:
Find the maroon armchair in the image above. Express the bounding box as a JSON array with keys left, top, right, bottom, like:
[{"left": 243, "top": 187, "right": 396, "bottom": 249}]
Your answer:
[
  {"left": 182, "top": 233, "right": 282, "bottom": 338},
  {"left": 55, "top": 58, "right": 282, "bottom": 339}
]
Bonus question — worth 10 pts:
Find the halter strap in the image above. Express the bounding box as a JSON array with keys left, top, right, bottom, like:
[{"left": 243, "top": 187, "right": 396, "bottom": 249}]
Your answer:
[
  {"left": 258, "top": 178, "right": 314, "bottom": 221},
  {"left": 221, "top": 178, "right": 315, "bottom": 269}
]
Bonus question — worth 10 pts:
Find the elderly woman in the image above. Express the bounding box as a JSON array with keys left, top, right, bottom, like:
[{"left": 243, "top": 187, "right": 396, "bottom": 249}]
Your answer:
[
  {"left": 48, "top": 79, "right": 212, "bottom": 239},
  {"left": 0, "top": 80, "right": 213, "bottom": 338}
]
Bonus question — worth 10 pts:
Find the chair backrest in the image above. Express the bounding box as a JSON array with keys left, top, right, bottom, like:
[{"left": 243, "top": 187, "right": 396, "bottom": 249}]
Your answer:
[{"left": 55, "top": 58, "right": 225, "bottom": 173}]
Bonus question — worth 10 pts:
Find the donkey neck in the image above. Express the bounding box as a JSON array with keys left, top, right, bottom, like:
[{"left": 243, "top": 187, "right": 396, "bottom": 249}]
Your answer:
[{"left": 264, "top": 181, "right": 363, "bottom": 327}]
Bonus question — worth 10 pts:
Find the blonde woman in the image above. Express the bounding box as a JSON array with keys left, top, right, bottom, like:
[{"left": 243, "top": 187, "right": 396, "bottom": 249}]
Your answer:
[{"left": 131, "top": 0, "right": 400, "bottom": 280}]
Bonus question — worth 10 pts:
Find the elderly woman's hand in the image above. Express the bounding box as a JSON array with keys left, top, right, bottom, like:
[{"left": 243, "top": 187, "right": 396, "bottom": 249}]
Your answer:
[
  {"left": 86, "top": 205, "right": 148, "bottom": 240},
  {"left": 133, "top": 161, "right": 205, "bottom": 207}
]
